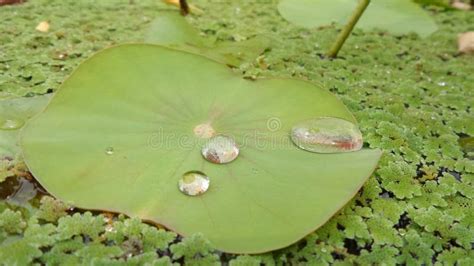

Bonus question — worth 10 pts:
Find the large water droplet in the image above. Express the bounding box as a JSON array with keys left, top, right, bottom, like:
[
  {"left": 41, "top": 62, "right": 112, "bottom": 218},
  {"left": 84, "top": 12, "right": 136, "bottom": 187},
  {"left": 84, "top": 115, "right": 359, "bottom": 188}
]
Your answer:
[
  {"left": 178, "top": 171, "right": 210, "bottom": 196},
  {"left": 201, "top": 135, "right": 239, "bottom": 164},
  {"left": 290, "top": 117, "right": 363, "bottom": 153},
  {"left": 105, "top": 147, "right": 114, "bottom": 155},
  {"left": 0, "top": 118, "right": 24, "bottom": 130}
]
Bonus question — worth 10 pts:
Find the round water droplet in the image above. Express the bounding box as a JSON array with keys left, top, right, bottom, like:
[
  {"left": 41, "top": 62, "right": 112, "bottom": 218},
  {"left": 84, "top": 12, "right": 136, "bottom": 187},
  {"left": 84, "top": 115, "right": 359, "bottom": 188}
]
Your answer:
[
  {"left": 201, "top": 135, "right": 239, "bottom": 164},
  {"left": 105, "top": 147, "right": 114, "bottom": 155},
  {"left": 0, "top": 118, "right": 24, "bottom": 130},
  {"left": 178, "top": 171, "right": 210, "bottom": 196},
  {"left": 290, "top": 117, "right": 363, "bottom": 153}
]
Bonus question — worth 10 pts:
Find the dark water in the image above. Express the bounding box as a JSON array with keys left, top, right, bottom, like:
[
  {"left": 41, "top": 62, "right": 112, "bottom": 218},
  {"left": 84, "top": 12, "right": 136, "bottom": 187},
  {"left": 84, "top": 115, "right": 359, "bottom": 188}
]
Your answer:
[{"left": 0, "top": 175, "right": 48, "bottom": 206}]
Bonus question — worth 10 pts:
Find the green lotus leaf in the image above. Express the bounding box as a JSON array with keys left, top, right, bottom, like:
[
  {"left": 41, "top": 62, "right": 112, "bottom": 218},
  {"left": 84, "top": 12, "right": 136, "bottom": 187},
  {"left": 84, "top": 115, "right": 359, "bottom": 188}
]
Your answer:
[
  {"left": 145, "top": 12, "right": 271, "bottom": 66},
  {"left": 20, "top": 44, "right": 381, "bottom": 253},
  {"left": 278, "top": 0, "right": 438, "bottom": 37}
]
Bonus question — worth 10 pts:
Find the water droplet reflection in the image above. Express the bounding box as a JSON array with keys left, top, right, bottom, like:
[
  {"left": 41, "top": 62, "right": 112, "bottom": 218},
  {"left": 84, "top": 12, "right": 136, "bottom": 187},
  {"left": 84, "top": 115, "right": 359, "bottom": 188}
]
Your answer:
[
  {"left": 437, "top": 81, "right": 447, "bottom": 87},
  {"left": 105, "top": 147, "right": 114, "bottom": 155},
  {"left": 202, "top": 135, "right": 239, "bottom": 164},
  {"left": 0, "top": 118, "right": 24, "bottom": 130},
  {"left": 178, "top": 171, "right": 210, "bottom": 196},
  {"left": 290, "top": 117, "right": 363, "bottom": 153}
]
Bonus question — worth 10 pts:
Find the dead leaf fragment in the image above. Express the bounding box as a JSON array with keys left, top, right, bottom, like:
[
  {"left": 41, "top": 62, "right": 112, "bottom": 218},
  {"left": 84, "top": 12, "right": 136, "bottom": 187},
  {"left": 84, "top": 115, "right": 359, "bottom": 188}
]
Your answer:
[
  {"left": 458, "top": 31, "right": 474, "bottom": 54},
  {"left": 0, "top": 0, "right": 25, "bottom": 6},
  {"left": 35, "top": 21, "right": 50, "bottom": 33},
  {"left": 451, "top": 0, "right": 471, "bottom": 10}
]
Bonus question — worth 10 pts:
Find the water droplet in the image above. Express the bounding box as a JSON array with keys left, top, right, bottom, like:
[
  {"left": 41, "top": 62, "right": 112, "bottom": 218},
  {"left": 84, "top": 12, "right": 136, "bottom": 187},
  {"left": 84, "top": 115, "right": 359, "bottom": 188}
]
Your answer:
[
  {"left": 438, "top": 81, "right": 447, "bottom": 87},
  {"left": 105, "top": 147, "right": 114, "bottom": 155},
  {"left": 202, "top": 135, "right": 239, "bottom": 164},
  {"left": 321, "top": 248, "right": 327, "bottom": 253},
  {"left": 178, "top": 171, "right": 210, "bottom": 196},
  {"left": 0, "top": 118, "right": 24, "bottom": 130},
  {"left": 290, "top": 117, "right": 363, "bottom": 153}
]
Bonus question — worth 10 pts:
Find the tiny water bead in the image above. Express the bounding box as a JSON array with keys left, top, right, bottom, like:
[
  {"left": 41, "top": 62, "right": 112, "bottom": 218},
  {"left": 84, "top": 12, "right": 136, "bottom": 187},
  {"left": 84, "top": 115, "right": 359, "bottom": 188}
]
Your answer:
[
  {"left": 0, "top": 118, "right": 24, "bottom": 130},
  {"left": 201, "top": 135, "right": 239, "bottom": 164},
  {"left": 178, "top": 171, "right": 210, "bottom": 196},
  {"left": 290, "top": 117, "right": 363, "bottom": 153},
  {"left": 105, "top": 147, "right": 114, "bottom": 155}
]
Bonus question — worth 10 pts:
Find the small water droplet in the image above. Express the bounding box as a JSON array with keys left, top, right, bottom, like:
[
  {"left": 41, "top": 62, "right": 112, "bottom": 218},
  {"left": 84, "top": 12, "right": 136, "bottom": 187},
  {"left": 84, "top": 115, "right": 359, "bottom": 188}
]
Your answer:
[
  {"left": 179, "top": 171, "right": 210, "bottom": 196},
  {"left": 321, "top": 248, "right": 327, "bottom": 253},
  {"left": 105, "top": 147, "right": 114, "bottom": 155},
  {"left": 0, "top": 118, "right": 24, "bottom": 130},
  {"left": 290, "top": 117, "right": 363, "bottom": 153},
  {"left": 438, "top": 81, "right": 447, "bottom": 87},
  {"left": 202, "top": 135, "right": 239, "bottom": 164}
]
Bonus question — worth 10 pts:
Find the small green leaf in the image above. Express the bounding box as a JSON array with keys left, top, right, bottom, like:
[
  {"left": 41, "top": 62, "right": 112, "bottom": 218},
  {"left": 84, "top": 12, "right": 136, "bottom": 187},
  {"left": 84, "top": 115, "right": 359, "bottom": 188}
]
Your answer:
[
  {"left": 0, "top": 209, "right": 26, "bottom": 234},
  {"left": 145, "top": 12, "right": 271, "bottom": 66},
  {"left": 56, "top": 212, "right": 105, "bottom": 241},
  {"left": 170, "top": 234, "right": 220, "bottom": 265}
]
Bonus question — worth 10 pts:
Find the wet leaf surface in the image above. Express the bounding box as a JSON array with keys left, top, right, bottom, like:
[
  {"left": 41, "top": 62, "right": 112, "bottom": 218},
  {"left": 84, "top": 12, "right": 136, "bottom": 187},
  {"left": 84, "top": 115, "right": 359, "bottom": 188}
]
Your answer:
[
  {"left": 21, "top": 45, "right": 381, "bottom": 253},
  {"left": 278, "top": 0, "right": 438, "bottom": 37}
]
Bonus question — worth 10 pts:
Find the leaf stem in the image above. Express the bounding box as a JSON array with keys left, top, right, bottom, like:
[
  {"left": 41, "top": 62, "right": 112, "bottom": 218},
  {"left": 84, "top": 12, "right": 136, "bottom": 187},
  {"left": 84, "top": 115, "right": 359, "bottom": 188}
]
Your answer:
[
  {"left": 327, "top": 0, "right": 371, "bottom": 58},
  {"left": 179, "top": 0, "right": 190, "bottom": 16}
]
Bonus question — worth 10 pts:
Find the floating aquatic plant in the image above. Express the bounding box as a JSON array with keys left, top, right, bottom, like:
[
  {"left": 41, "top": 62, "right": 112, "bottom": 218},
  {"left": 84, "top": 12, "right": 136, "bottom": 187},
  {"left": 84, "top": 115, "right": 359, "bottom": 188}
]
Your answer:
[
  {"left": 278, "top": 0, "right": 437, "bottom": 36},
  {"left": 20, "top": 44, "right": 381, "bottom": 253}
]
